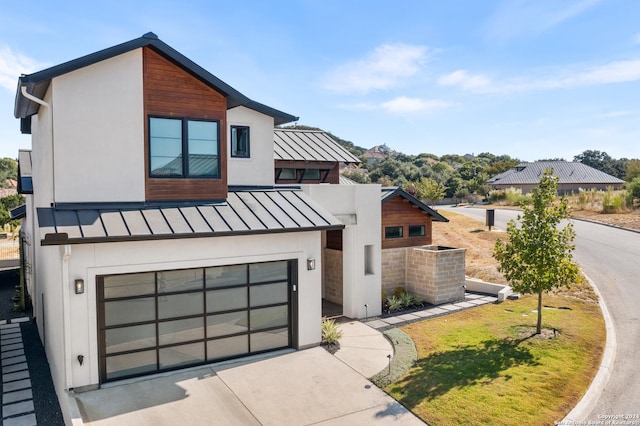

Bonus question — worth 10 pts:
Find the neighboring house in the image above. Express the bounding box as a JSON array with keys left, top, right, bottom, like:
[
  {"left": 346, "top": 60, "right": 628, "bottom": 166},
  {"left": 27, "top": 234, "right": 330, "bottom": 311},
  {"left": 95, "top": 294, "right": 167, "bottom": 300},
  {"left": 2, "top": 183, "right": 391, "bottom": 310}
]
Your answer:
[
  {"left": 12, "top": 32, "right": 381, "bottom": 422},
  {"left": 360, "top": 144, "right": 396, "bottom": 164},
  {"left": 487, "top": 161, "right": 625, "bottom": 194},
  {"left": 274, "top": 128, "right": 360, "bottom": 184}
]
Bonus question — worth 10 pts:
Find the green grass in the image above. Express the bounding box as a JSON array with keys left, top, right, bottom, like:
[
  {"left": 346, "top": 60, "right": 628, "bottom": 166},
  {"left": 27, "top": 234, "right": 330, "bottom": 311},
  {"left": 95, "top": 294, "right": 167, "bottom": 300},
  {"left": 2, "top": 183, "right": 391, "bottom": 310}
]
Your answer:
[{"left": 385, "top": 291, "right": 605, "bottom": 426}]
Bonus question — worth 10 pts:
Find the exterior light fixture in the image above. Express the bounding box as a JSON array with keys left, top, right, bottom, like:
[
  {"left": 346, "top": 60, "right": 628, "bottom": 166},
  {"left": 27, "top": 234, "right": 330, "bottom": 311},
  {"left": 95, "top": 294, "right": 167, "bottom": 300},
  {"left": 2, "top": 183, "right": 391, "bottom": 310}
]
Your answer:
[
  {"left": 75, "top": 279, "right": 85, "bottom": 294},
  {"left": 307, "top": 258, "right": 316, "bottom": 271}
]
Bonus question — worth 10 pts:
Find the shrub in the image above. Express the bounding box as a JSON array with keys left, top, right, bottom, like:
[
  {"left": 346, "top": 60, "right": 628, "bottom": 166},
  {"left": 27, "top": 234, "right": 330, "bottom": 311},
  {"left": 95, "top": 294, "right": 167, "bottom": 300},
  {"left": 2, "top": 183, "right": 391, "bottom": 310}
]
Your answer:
[
  {"left": 602, "top": 187, "right": 629, "bottom": 213},
  {"left": 321, "top": 318, "right": 343, "bottom": 345},
  {"left": 393, "top": 286, "right": 407, "bottom": 298},
  {"left": 387, "top": 296, "right": 404, "bottom": 313}
]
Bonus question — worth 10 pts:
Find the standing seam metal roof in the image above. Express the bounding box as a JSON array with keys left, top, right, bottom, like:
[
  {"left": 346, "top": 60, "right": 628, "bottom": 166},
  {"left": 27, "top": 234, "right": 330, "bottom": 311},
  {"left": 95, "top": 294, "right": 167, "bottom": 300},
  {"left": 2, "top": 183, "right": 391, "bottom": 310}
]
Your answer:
[
  {"left": 15, "top": 32, "right": 298, "bottom": 126},
  {"left": 380, "top": 187, "right": 449, "bottom": 222},
  {"left": 36, "top": 188, "right": 343, "bottom": 245},
  {"left": 274, "top": 129, "right": 360, "bottom": 163},
  {"left": 487, "top": 161, "right": 626, "bottom": 185}
]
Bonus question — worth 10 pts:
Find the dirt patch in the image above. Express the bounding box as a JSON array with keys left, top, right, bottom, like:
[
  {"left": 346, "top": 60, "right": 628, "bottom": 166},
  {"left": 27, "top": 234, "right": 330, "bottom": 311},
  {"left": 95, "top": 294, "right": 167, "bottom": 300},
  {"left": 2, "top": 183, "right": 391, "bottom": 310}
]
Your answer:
[{"left": 512, "top": 326, "right": 560, "bottom": 340}]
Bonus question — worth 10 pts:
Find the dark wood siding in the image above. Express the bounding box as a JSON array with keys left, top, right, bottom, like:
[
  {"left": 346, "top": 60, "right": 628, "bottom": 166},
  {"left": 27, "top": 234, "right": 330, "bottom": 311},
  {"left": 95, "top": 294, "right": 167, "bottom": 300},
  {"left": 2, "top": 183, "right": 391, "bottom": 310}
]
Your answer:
[
  {"left": 143, "top": 47, "right": 228, "bottom": 201},
  {"left": 381, "top": 197, "right": 433, "bottom": 249},
  {"left": 326, "top": 229, "right": 343, "bottom": 250},
  {"left": 275, "top": 161, "right": 339, "bottom": 184}
]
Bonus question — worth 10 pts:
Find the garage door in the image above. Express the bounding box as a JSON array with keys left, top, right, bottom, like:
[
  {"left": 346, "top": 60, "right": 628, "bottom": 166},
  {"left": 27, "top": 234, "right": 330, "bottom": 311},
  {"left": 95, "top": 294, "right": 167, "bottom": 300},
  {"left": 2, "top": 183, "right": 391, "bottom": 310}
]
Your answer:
[{"left": 97, "top": 260, "right": 296, "bottom": 382}]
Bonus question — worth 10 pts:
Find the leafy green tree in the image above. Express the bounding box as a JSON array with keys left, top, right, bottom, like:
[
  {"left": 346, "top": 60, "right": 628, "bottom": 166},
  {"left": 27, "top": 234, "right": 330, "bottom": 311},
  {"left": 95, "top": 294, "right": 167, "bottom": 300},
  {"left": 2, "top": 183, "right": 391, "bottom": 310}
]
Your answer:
[
  {"left": 415, "top": 177, "right": 447, "bottom": 206},
  {"left": 0, "top": 158, "right": 18, "bottom": 188},
  {"left": 341, "top": 171, "right": 370, "bottom": 184},
  {"left": 625, "top": 160, "right": 640, "bottom": 182},
  {"left": 494, "top": 171, "right": 580, "bottom": 334},
  {"left": 627, "top": 177, "right": 640, "bottom": 203},
  {"left": 0, "top": 194, "right": 25, "bottom": 228}
]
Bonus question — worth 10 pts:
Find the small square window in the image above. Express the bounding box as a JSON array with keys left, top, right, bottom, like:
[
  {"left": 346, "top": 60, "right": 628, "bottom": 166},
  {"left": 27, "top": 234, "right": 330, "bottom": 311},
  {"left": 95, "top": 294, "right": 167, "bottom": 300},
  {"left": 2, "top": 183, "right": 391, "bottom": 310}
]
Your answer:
[
  {"left": 384, "top": 226, "right": 403, "bottom": 239},
  {"left": 408, "top": 225, "right": 425, "bottom": 237},
  {"left": 279, "top": 168, "right": 296, "bottom": 180},
  {"left": 231, "top": 126, "right": 250, "bottom": 158}
]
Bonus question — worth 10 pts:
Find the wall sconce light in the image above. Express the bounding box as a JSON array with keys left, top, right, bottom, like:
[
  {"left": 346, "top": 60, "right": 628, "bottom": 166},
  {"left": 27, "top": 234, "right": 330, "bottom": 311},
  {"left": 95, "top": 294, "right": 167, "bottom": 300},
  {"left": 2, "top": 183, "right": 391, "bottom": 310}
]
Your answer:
[
  {"left": 74, "top": 279, "right": 84, "bottom": 294},
  {"left": 77, "top": 355, "right": 84, "bottom": 366},
  {"left": 307, "top": 258, "right": 316, "bottom": 271}
]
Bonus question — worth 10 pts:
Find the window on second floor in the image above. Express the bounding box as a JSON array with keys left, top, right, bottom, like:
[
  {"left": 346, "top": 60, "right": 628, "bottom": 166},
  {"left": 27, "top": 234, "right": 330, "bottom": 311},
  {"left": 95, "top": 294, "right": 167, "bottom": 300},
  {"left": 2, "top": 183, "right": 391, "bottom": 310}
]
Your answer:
[
  {"left": 278, "top": 168, "right": 296, "bottom": 180},
  {"left": 149, "top": 117, "right": 220, "bottom": 178},
  {"left": 302, "top": 169, "right": 321, "bottom": 180},
  {"left": 231, "top": 126, "right": 250, "bottom": 158}
]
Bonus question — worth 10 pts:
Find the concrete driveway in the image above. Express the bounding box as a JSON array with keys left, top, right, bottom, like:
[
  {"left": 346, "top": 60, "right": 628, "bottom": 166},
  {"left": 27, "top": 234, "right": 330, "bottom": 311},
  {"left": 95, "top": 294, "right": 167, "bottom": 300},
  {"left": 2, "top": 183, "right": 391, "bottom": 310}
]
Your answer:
[{"left": 74, "top": 322, "right": 424, "bottom": 425}]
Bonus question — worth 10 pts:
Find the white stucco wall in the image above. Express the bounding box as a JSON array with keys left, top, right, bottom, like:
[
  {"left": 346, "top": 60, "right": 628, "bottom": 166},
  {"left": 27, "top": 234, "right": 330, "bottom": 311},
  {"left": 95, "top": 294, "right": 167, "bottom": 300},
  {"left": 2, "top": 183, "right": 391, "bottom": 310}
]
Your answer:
[
  {"left": 50, "top": 230, "right": 321, "bottom": 390},
  {"left": 227, "top": 106, "right": 275, "bottom": 186},
  {"left": 301, "top": 184, "right": 382, "bottom": 319},
  {"left": 51, "top": 49, "right": 145, "bottom": 203}
]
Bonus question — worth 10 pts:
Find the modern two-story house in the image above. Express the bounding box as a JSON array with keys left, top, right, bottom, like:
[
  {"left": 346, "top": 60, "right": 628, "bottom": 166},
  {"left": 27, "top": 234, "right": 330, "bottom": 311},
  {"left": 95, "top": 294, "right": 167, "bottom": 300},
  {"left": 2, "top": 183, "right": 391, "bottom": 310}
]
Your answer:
[{"left": 13, "top": 32, "right": 381, "bottom": 422}]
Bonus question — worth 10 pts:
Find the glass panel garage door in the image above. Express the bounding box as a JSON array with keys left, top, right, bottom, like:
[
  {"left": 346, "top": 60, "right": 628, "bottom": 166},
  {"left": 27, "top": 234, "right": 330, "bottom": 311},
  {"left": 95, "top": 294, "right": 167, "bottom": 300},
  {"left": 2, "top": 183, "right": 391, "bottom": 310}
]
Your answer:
[{"left": 97, "top": 260, "right": 295, "bottom": 382}]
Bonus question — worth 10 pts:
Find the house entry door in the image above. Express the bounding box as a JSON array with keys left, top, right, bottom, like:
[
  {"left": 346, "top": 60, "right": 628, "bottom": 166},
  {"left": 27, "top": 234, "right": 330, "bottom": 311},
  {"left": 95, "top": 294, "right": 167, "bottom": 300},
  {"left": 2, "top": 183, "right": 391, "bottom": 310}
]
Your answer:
[{"left": 97, "top": 260, "right": 296, "bottom": 382}]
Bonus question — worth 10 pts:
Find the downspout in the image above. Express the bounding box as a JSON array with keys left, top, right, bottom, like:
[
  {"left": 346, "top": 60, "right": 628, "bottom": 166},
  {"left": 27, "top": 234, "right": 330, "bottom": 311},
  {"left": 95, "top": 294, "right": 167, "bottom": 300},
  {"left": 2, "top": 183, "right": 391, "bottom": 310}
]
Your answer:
[
  {"left": 21, "top": 85, "right": 55, "bottom": 340},
  {"left": 21, "top": 85, "right": 55, "bottom": 204},
  {"left": 61, "top": 245, "right": 73, "bottom": 389}
]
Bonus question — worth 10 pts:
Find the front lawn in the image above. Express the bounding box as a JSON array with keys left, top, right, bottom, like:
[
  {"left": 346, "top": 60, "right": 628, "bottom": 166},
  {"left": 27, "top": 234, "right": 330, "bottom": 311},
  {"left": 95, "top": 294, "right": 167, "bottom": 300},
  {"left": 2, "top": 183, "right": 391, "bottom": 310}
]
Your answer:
[{"left": 385, "top": 289, "right": 605, "bottom": 425}]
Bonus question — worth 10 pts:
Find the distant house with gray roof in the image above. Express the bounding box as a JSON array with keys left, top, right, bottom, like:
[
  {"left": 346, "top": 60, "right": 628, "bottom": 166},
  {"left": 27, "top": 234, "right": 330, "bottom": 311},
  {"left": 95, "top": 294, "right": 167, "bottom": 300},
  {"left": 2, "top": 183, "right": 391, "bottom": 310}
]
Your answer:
[{"left": 487, "top": 161, "right": 625, "bottom": 194}]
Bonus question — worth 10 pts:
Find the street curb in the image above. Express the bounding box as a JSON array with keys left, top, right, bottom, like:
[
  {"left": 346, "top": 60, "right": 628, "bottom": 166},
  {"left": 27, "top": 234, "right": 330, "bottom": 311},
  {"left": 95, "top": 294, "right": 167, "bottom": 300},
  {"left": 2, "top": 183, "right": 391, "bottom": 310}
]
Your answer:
[{"left": 562, "top": 273, "right": 616, "bottom": 422}]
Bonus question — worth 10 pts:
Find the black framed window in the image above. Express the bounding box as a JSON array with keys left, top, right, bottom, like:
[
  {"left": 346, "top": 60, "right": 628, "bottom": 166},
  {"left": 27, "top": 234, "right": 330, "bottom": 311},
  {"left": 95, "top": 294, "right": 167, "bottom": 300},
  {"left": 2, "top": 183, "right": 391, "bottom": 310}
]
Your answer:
[
  {"left": 302, "top": 169, "right": 321, "bottom": 180},
  {"left": 149, "top": 117, "right": 219, "bottom": 178},
  {"left": 385, "top": 226, "right": 403, "bottom": 239},
  {"left": 408, "top": 225, "right": 425, "bottom": 237},
  {"left": 279, "top": 168, "right": 296, "bottom": 179},
  {"left": 231, "top": 126, "right": 250, "bottom": 158}
]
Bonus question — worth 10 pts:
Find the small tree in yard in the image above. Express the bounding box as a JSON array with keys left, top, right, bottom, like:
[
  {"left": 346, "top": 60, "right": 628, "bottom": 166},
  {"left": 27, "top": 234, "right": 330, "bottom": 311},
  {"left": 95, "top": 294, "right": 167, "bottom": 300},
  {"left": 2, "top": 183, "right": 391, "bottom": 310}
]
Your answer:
[{"left": 494, "top": 170, "right": 580, "bottom": 335}]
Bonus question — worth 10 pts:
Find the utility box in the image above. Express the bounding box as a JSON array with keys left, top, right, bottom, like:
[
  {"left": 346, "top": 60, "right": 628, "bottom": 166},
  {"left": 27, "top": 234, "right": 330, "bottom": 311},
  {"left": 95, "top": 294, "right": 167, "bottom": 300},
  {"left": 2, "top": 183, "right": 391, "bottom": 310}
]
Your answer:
[{"left": 486, "top": 209, "right": 495, "bottom": 230}]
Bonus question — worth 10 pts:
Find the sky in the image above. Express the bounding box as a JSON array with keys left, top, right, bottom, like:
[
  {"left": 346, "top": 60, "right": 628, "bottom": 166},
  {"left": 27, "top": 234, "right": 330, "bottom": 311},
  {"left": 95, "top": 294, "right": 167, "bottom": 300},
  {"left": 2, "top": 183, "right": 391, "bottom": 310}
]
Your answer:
[{"left": 1, "top": 0, "right": 640, "bottom": 162}]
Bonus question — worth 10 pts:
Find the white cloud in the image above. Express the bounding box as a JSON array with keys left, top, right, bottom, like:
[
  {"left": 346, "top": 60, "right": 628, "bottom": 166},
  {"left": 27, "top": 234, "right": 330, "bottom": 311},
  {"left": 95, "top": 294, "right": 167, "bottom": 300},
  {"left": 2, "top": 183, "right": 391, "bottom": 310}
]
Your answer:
[
  {"left": 341, "top": 97, "right": 451, "bottom": 114},
  {"left": 380, "top": 97, "right": 451, "bottom": 114},
  {"left": 439, "top": 59, "right": 640, "bottom": 94},
  {"left": 485, "top": 0, "right": 602, "bottom": 40},
  {"left": 324, "top": 43, "right": 428, "bottom": 93},
  {"left": 438, "top": 70, "right": 492, "bottom": 92},
  {"left": 0, "top": 45, "right": 46, "bottom": 91}
]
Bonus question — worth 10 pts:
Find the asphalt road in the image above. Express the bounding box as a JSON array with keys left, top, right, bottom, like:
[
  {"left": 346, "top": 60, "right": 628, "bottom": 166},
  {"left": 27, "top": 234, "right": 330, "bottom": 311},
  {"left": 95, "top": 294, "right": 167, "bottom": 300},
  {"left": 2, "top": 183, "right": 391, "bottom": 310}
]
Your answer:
[{"left": 439, "top": 206, "right": 640, "bottom": 419}]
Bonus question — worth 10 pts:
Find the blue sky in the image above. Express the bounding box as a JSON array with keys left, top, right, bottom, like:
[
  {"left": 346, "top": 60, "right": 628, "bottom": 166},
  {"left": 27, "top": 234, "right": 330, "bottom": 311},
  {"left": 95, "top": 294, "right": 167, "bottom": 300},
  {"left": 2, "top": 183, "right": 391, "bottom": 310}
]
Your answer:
[{"left": 1, "top": 0, "right": 640, "bottom": 162}]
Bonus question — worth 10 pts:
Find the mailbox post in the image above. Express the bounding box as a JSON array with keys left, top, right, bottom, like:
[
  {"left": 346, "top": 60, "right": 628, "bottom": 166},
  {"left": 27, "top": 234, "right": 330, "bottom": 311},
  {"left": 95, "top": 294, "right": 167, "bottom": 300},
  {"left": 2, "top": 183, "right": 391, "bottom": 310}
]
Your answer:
[{"left": 486, "top": 209, "right": 495, "bottom": 231}]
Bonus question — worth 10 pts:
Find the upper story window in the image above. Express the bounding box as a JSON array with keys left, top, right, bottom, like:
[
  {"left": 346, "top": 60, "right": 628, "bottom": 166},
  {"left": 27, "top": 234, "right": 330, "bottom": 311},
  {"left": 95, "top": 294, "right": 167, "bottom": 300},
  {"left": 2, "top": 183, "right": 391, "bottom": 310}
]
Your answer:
[
  {"left": 231, "top": 126, "right": 250, "bottom": 158},
  {"left": 302, "top": 169, "right": 321, "bottom": 180},
  {"left": 149, "top": 117, "right": 220, "bottom": 178},
  {"left": 279, "top": 168, "right": 296, "bottom": 180}
]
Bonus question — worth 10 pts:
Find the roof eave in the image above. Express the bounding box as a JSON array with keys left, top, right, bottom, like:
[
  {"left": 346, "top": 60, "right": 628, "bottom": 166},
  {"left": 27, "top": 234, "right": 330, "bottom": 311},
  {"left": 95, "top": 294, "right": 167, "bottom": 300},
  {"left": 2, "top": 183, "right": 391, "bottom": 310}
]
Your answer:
[{"left": 14, "top": 32, "right": 298, "bottom": 124}]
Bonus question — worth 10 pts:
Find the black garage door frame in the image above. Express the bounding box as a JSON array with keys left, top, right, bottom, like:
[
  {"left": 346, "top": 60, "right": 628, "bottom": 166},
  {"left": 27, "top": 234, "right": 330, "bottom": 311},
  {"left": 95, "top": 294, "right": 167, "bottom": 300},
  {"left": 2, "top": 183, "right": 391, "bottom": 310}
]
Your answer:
[{"left": 97, "top": 259, "right": 298, "bottom": 383}]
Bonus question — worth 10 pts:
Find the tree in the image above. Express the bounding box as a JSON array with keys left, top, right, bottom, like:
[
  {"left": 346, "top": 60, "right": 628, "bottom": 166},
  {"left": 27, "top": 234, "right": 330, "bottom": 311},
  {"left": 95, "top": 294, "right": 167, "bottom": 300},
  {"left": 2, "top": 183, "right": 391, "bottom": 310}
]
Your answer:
[
  {"left": 415, "top": 177, "right": 447, "bottom": 206},
  {"left": 0, "top": 158, "right": 18, "bottom": 188},
  {"left": 493, "top": 170, "right": 580, "bottom": 334},
  {"left": 625, "top": 159, "right": 640, "bottom": 182}
]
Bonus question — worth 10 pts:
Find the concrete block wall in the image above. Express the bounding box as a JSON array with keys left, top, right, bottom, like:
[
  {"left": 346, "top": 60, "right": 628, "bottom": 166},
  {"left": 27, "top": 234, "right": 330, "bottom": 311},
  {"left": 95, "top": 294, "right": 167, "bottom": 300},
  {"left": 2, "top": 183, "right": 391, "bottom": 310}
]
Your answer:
[
  {"left": 381, "top": 247, "right": 406, "bottom": 294},
  {"left": 323, "top": 248, "right": 343, "bottom": 305},
  {"left": 405, "top": 246, "right": 466, "bottom": 305}
]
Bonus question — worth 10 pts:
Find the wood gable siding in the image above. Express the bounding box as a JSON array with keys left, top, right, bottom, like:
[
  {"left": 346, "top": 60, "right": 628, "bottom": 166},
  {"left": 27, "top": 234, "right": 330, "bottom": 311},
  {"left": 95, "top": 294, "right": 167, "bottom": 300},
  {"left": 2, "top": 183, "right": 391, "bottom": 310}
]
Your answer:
[
  {"left": 275, "top": 160, "right": 340, "bottom": 184},
  {"left": 381, "top": 196, "right": 433, "bottom": 249},
  {"left": 143, "top": 47, "right": 228, "bottom": 201}
]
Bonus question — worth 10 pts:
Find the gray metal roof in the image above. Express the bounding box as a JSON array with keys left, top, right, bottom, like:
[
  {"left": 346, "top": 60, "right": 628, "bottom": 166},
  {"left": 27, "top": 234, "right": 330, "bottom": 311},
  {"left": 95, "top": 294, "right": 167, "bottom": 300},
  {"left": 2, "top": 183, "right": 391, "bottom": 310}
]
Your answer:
[
  {"left": 36, "top": 188, "right": 343, "bottom": 245},
  {"left": 15, "top": 32, "right": 297, "bottom": 126},
  {"left": 274, "top": 129, "right": 360, "bottom": 163},
  {"left": 380, "top": 187, "right": 449, "bottom": 222},
  {"left": 487, "top": 161, "right": 626, "bottom": 186}
]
